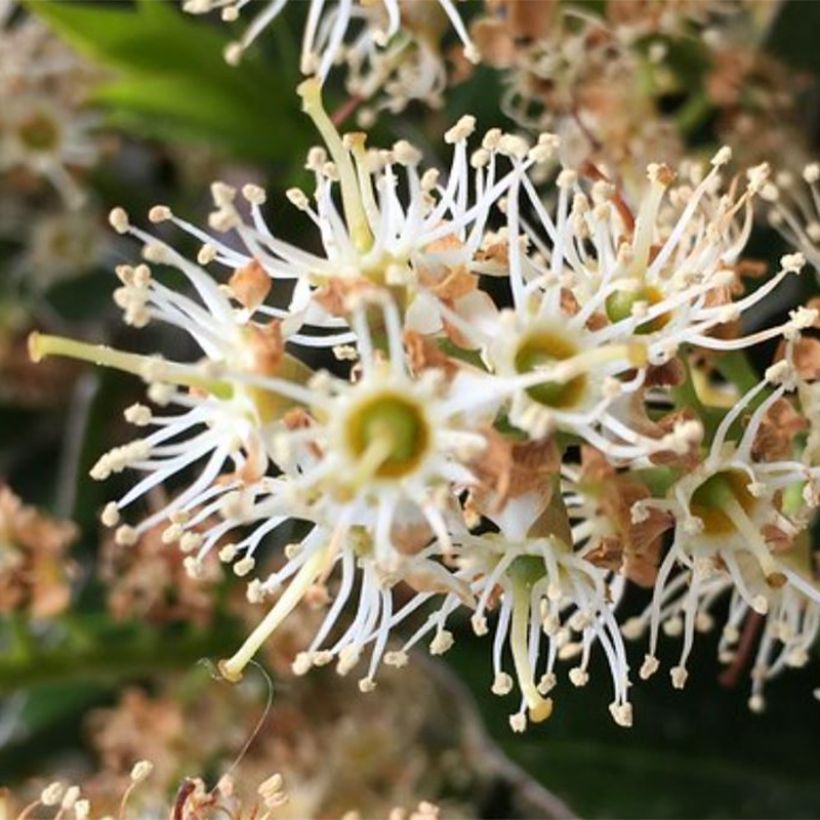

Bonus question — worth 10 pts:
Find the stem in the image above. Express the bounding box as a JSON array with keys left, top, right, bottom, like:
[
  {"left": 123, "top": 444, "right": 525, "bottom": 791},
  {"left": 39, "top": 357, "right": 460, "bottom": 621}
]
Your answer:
[
  {"left": 719, "top": 612, "right": 764, "bottom": 689},
  {"left": 331, "top": 93, "right": 363, "bottom": 127},
  {"left": 28, "top": 332, "right": 233, "bottom": 399},
  {"left": 671, "top": 352, "right": 723, "bottom": 441},
  {"left": 0, "top": 623, "right": 241, "bottom": 694},
  {"left": 715, "top": 350, "right": 769, "bottom": 398},
  {"left": 675, "top": 90, "right": 713, "bottom": 137}
]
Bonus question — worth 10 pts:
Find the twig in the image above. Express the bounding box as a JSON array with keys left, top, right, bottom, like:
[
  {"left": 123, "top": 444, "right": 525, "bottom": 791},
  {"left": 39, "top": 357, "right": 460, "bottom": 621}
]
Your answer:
[
  {"left": 719, "top": 611, "right": 764, "bottom": 689},
  {"left": 331, "top": 94, "right": 363, "bottom": 127},
  {"left": 55, "top": 371, "right": 98, "bottom": 519}
]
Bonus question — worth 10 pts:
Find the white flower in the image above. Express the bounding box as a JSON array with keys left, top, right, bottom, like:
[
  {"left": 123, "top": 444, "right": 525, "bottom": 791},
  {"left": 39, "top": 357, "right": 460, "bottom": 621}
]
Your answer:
[
  {"left": 184, "top": 0, "right": 478, "bottom": 78},
  {"left": 458, "top": 150, "right": 807, "bottom": 455},
  {"left": 29, "top": 207, "right": 317, "bottom": 542},
  {"left": 765, "top": 163, "right": 820, "bottom": 279},
  {"left": 22, "top": 207, "right": 107, "bottom": 288},
  {"left": 153, "top": 82, "right": 522, "bottom": 349},
  {"left": 0, "top": 10, "right": 102, "bottom": 207},
  {"left": 0, "top": 92, "right": 98, "bottom": 208},
  {"left": 215, "top": 293, "right": 495, "bottom": 684},
  {"left": 625, "top": 371, "right": 820, "bottom": 687},
  {"left": 519, "top": 154, "right": 796, "bottom": 363},
  {"left": 383, "top": 493, "right": 632, "bottom": 731}
]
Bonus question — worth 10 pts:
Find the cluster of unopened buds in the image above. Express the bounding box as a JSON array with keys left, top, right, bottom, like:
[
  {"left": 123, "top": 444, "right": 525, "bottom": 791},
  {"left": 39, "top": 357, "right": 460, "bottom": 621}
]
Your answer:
[{"left": 29, "top": 71, "right": 820, "bottom": 732}]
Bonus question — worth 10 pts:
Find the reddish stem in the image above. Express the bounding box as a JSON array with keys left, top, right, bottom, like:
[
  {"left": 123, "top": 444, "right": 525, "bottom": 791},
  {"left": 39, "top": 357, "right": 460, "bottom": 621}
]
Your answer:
[
  {"left": 331, "top": 94, "right": 364, "bottom": 127},
  {"left": 719, "top": 611, "right": 763, "bottom": 689}
]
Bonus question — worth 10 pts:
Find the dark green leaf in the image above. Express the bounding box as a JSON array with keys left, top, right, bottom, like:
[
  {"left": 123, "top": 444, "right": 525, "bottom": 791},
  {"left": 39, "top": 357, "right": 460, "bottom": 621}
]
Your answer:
[
  {"left": 446, "top": 631, "right": 820, "bottom": 819},
  {"left": 29, "top": 0, "right": 308, "bottom": 162}
]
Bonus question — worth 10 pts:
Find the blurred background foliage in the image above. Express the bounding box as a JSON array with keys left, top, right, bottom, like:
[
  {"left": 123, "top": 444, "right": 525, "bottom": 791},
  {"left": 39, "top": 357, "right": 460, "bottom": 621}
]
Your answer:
[{"left": 1, "top": 1, "right": 819, "bottom": 817}]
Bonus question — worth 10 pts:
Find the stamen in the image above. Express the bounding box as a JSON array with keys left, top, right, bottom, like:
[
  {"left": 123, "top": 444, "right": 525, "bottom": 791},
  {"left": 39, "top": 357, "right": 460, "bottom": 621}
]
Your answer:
[
  {"left": 510, "top": 580, "right": 553, "bottom": 724},
  {"left": 298, "top": 78, "right": 372, "bottom": 253},
  {"left": 722, "top": 497, "right": 784, "bottom": 585},
  {"left": 219, "top": 546, "right": 327, "bottom": 682}
]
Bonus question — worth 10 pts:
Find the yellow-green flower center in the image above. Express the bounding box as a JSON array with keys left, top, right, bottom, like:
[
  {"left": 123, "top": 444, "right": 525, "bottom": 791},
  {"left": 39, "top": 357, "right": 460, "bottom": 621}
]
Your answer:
[
  {"left": 346, "top": 392, "right": 430, "bottom": 479},
  {"left": 605, "top": 285, "right": 669, "bottom": 335},
  {"left": 508, "top": 555, "right": 546, "bottom": 587},
  {"left": 514, "top": 331, "right": 587, "bottom": 409},
  {"left": 18, "top": 112, "right": 60, "bottom": 152},
  {"left": 689, "top": 470, "right": 757, "bottom": 536}
]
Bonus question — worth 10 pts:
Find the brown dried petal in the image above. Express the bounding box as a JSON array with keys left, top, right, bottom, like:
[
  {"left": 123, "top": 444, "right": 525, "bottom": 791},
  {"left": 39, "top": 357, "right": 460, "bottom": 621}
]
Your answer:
[
  {"left": 470, "top": 429, "right": 559, "bottom": 510},
  {"left": 579, "top": 445, "right": 615, "bottom": 483},
  {"left": 560, "top": 288, "right": 580, "bottom": 317},
  {"left": 313, "top": 277, "right": 373, "bottom": 317},
  {"left": 585, "top": 535, "right": 623, "bottom": 573},
  {"left": 228, "top": 259, "right": 271, "bottom": 310},
  {"left": 476, "top": 239, "right": 508, "bottom": 269},
  {"left": 762, "top": 523, "right": 794, "bottom": 554},
  {"left": 645, "top": 357, "right": 686, "bottom": 388},
  {"left": 488, "top": 0, "right": 558, "bottom": 40},
  {"left": 470, "top": 19, "right": 517, "bottom": 68},
  {"left": 648, "top": 408, "right": 702, "bottom": 471},
  {"left": 404, "top": 330, "right": 459, "bottom": 378},
  {"left": 752, "top": 397, "right": 808, "bottom": 462},
  {"left": 245, "top": 320, "right": 284, "bottom": 377},
  {"left": 735, "top": 259, "right": 768, "bottom": 281},
  {"left": 792, "top": 337, "right": 820, "bottom": 381},
  {"left": 806, "top": 298, "right": 820, "bottom": 327},
  {"left": 391, "top": 517, "right": 434, "bottom": 556}
]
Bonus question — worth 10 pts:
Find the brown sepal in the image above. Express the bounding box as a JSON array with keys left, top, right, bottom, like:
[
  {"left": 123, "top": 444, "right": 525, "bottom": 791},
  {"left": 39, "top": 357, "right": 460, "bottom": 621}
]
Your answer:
[{"left": 228, "top": 258, "right": 271, "bottom": 310}]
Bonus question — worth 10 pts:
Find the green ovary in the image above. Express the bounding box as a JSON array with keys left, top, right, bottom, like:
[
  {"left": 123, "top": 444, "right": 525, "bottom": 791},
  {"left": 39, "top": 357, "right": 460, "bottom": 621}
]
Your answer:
[
  {"left": 514, "top": 331, "right": 586, "bottom": 409},
  {"left": 508, "top": 555, "right": 547, "bottom": 588},
  {"left": 605, "top": 285, "right": 669, "bottom": 335},
  {"left": 346, "top": 392, "right": 430, "bottom": 479},
  {"left": 19, "top": 112, "right": 60, "bottom": 152},
  {"left": 689, "top": 470, "right": 757, "bottom": 535}
]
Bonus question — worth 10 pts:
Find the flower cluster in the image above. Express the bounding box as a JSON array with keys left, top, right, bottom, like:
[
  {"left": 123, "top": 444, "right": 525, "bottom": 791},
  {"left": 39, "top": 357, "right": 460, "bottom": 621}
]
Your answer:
[
  {"left": 11, "top": 644, "right": 493, "bottom": 818},
  {"left": 0, "top": 2, "right": 102, "bottom": 208},
  {"left": 0, "top": 1, "right": 110, "bottom": 320},
  {"left": 0, "top": 484, "right": 77, "bottom": 618},
  {"left": 3, "top": 758, "right": 291, "bottom": 820},
  {"left": 184, "top": 0, "right": 477, "bottom": 115},
  {"left": 30, "top": 64, "right": 820, "bottom": 733},
  {"left": 468, "top": 0, "right": 794, "bottom": 177}
]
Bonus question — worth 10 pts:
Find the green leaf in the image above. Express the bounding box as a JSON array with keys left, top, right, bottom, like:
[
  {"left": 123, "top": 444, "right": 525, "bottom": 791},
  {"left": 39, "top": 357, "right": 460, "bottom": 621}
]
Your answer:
[
  {"left": 446, "top": 633, "right": 820, "bottom": 818},
  {"left": 29, "top": 0, "right": 307, "bottom": 162},
  {"left": 95, "top": 74, "right": 288, "bottom": 162},
  {"left": 766, "top": 0, "right": 820, "bottom": 77},
  {"left": 0, "top": 682, "right": 110, "bottom": 782}
]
